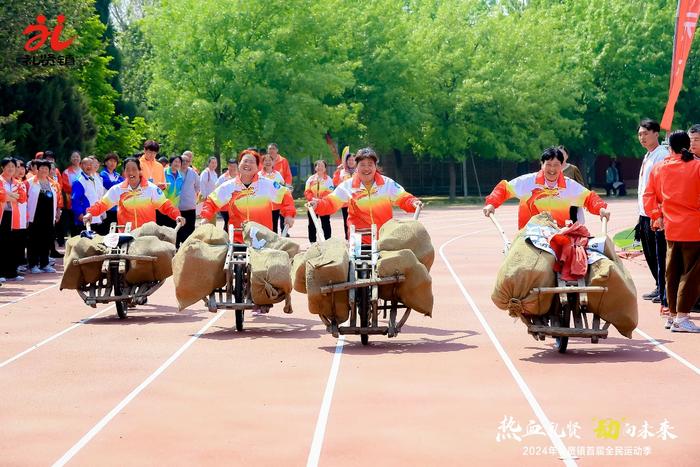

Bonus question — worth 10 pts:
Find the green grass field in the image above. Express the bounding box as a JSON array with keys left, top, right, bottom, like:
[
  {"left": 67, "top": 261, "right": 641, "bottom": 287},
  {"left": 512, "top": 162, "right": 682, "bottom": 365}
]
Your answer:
[{"left": 613, "top": 227, "right": 641, "bottom": 250}]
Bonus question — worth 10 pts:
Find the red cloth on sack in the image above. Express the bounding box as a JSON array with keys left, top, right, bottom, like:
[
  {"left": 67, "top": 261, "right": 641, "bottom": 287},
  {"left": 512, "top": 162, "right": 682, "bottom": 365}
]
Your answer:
[{"left": 548, "top": 223, "right": 591, "bottom": 281}]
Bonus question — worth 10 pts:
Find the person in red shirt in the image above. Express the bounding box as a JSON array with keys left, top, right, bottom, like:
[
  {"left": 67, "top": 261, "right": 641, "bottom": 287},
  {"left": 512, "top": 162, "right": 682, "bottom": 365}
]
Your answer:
[
  {"left": 260, "top": 143, "right": 293, "bottom": 234},
  {"left": 643, "top": 131, "right": 700, "bottom": 332}
]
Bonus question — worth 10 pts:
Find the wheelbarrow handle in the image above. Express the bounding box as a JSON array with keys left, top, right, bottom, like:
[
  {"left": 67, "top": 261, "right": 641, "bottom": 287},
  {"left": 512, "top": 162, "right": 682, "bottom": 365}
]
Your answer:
[
  {"left": 601, "top": 216, "right": 608, "bottom": 237},
  {"left": 488, "top": 213, "right": 511, "bottom": 254},
  {"left": 305, "top": 203, "right": 326, "bottom": 241},
  {"left": 413, "top": 203, "right": 423, "bottom": 221}
]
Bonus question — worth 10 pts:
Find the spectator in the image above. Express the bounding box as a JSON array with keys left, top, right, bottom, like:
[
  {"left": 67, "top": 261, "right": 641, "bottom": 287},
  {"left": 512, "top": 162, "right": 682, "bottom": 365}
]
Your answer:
[
  {"left": 99, "top": 152, "right": 123, "bottom": 228},
  {"left": 177, "top": 151, "right": 200, "bottom": 246},
  {"left": 163, "top": 155, "right": 184, "bottom": 228},
  {"left": 262, "top": 143, "right": 293, "bottom": 234},
  {"left": 0, "top": 157, "right": 28, "bottom": 281},
  {"left": 216, "top": 158, "right": 239, "bottom": 229},
  {"left": 605, "top": 160, "right": 619, "bottom": 197},
  {"left": 72, "top": 157, "right": 105, "bottom": 233},
  {"left": 26, "top": 159, "right": 61, "bottom": 274},
  {"left": 643, "top": 131, "right": 700, "bottom": 331},
  {"left": 636, "top": 118, "right": 670, "bottom": 304},
  {"left": 304, "top": 160, "right": 334, "bottom": 242},
  {"left": 200, "top": 156, "right": 219, "bottom": 200}
]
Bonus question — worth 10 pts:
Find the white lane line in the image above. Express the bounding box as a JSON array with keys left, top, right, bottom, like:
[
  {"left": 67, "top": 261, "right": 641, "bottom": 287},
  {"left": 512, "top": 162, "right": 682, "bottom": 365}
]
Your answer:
[
  {"left": 439, "top": 232, "right": 578, "bottom": 466},
  {"left": 52, "top": 310, "right": 227, "bottom": 467},
  {"left": 0, "top": 305, "right": 115, "bottom": 369},
  {"left": 0, "top": 282, "right": 60, "bottom": 310},
  {"left": 307, "top": 336, "right": 345, "bottom": 467},
  {"left": 634, "top": 328, "right": 700, "bottom": 376}
]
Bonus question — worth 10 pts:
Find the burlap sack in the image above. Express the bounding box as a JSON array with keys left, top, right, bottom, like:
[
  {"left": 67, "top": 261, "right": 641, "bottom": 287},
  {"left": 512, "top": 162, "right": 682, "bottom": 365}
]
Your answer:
[
  {"left": 377, "top": 249, "right": 433, "bottom": 316},
  {"left": 586, "top": 237, "right": 638, "bottom": 338},
  {"left": 60, "top": 235, "right": 109, "bottom": 290},
  {"left": 491, "top": 231, "right": 556, "bottom": 317},
  {"left": 243, "top": 221, "right": 299, "bottom": 258},
  {"left": 305, "top": 237, "right": 350, "bottom": 324},
  {"left": 124, "top": 236, "right": 176, "bottom": 284},
  {"left": 131, "top": 222, "right": 177, "bottom": 245},
  {"left": 291, "top": 252, "right": 307, "bottom": 293},
  {"left": 249, "top": 249, "right": 292, "bottom": 305},
  {"left": 378, "top": 219, "right": 435, "bottom": 271},
  {"left": 188, "top": 223, "right": 228, "bottom": 246},
  {"left": 173, "top": 229, "right": 228, "bottom": 311}
]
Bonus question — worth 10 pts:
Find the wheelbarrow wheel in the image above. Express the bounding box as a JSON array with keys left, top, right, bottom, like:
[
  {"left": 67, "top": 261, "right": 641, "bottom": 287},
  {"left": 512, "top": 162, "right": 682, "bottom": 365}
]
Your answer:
[
  {"left": 554, "top": 302, "right": 571, "bottom": 354},
  {"left": 111, "top": 267, "right": 127, "bottom": 320},
  {"left": 234, "top": 263, "right": 244, "bottom": 332}
]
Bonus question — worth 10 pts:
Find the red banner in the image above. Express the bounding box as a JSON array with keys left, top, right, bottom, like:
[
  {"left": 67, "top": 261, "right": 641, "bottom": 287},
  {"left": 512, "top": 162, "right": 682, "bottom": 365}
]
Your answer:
[{"left": 661, "top": 0, "right": 700, "bottom": 131}]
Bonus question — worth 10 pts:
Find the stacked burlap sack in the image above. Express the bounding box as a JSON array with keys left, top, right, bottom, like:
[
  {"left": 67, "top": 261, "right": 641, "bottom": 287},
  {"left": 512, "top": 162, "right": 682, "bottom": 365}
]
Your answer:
[
  {"left": 291, "top": 237, "right": 351, "bottom": 323},
  {"left": 292, "top": 219, "right": 435, "bottom": 323},
  {"left": 491, "top": 213, "right": 638, "bottom": 338},
  {"left": 60, "top": 222, "right": 177, "bottom": 290},
  {"left": 376, "top": 219, "right": 435, "bottom": 316},
  {"left": 173, "top": 222, "right": 299, "bottom": 311},
  {"left": 173, "top": 224, "right": 228, "bottom": 310},
  {"left": 244, "top": 222, "right": 298, "bottom": 307}
]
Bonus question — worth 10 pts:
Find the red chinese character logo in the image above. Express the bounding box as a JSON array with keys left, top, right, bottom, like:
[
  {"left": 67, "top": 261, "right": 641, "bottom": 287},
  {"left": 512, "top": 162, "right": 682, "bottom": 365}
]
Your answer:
[{"left": 22, "top": 14, "right": 75, "bottom": 52}]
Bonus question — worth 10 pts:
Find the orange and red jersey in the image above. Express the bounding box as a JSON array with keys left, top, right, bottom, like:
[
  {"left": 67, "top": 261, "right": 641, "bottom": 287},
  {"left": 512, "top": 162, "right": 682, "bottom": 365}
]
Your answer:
[
  {"left": 0, "top": 175, "right": 28, "bottom": 229},
  {"left": 61, "top": 165, "right": 82, "bottom": 209},
  {"left": 643, "top": 154, "right": 700, "bottom": 242},
  {"left": 139, "top": 155, "right": 166, "bottom": 186},
  {"left": 314, "top": 172, "right": 417, "bottom": 234},
  {"left": 201, "top": 173, "right": 296, "bottom": 242},
  {"left": 87, "top": 177, "right": 180, "bottom": 229},
  {"left": 259, "top": 155, "right": 292, "bottom": 185},
  {"left": 304, "top": 173, "right": 334, "bottom": 201},
  {"left": 332, "top": 167, "right": 354, "bottom": 208},
  {"left": 485, "top": 170, "right": 607, "bottom": 229},
  {"left": 258, "top": 169, "right": 286, "bottom": 210}
]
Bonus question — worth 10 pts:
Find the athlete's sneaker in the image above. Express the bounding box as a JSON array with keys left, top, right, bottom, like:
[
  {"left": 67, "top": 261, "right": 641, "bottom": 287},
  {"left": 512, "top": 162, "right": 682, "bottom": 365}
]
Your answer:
[
  {"left": 7, "top": 275, "right": 24, "bottom": 281},
  {"left": 671, "top": 318, "right": 700, "bottom": 333},
  {"left": 30, "top": 266, "right": 42, "bottom": 274},
  {"left": 664, "top": 316, "right": 674, "bottom": 329},
  {"left": 643, "top": 288, "right": 659, "bottom": 300},
  {"left": 660, "top": 306, "right": 670, "bottom": 316},
  {"left": 41, "top": 266, "right": 57, "bottom": 273}
]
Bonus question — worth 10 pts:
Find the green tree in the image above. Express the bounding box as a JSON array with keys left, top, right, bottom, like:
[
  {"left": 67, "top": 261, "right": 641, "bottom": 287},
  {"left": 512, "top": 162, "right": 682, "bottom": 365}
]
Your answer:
[{"left": 143, "top": 0, "right": 356, "bottom": 166}]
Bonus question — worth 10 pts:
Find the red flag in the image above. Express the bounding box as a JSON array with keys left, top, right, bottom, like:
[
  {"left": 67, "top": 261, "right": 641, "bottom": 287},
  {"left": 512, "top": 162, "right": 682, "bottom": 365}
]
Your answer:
[{"left": 661, "top": 0, "right": 700, "bottom": 131}]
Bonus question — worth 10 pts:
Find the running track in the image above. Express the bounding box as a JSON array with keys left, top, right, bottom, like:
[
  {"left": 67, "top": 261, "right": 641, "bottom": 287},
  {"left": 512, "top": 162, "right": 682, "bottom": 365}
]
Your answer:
[{"left": 1, "top": 199, "right": 698, "bottom": 466}]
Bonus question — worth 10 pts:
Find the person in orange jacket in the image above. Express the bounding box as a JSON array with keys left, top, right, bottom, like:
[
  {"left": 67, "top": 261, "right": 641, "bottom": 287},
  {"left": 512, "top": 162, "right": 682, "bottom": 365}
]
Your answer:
[
  {"left": 83, "top": 157, "right": 184, "bottom": 230},
  {"left": 258, "top": 153, "right": 286, "bottom": 234},
  {"left": 1, "top": 157, "right": 28, "bottom": 280},
  {"left": 308, "top": 147, "right": 422, "bottom": 242},
  {"left": 483, "top": 147, "right": 610, "bottom": 228},
  {"left": 643, "top": 131, "right": 700, "bottom": 333},
  {"left": 332, "top": 148, "right": 356, "bottom": 239},
  {"left": 260, "top": 143, "right": 293, "bottom": 233},
  {"left": 304, "top": 160, "right": 334, "bottom": 242},
  {"left": 201, "top": 149, "right": 296, "bottom": 243}
]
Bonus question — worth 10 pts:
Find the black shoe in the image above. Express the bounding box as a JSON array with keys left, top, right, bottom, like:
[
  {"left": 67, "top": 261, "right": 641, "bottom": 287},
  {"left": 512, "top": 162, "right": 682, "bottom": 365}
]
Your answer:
[
  {"left": 50, "top": 250, "right": 64, "bottom": 258},
  {"left": 643, "top": 288, "right": 659, "bottom": 300},
  {"left": 691, "top": 302, "right": 700, "bottom": 313},
  {"left": 652, "top": 296, "right": 661, "bottom": 304}
]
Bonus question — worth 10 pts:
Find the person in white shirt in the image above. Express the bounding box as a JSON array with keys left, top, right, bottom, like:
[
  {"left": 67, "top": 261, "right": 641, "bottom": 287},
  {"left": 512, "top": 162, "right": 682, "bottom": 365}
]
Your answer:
[
  {"left": 72, "top": 157, "right": 106, "bottom": 234},
  {"left": 636, "top": 119, "right": 670, "bottom": 308},
  {"left": 199, "top": 156, "right": 219, "bottom": 200}
]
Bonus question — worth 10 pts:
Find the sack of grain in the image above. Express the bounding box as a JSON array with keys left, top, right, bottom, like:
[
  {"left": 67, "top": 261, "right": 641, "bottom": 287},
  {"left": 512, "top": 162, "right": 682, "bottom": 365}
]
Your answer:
[
  {"left": 491, "top": 214, "right": 558, "bottom": 317},
  {"left": 243, "top": 221, "right": 299, "bottom": 258},
  {"left": 586, "top": 237, "right": 638, "bottom": 338},
  {"left": 249, "top": 248, "right": 293, "bottom": 305},
  {"left": 124, "top": 236, "right": 176, "bottom": 284},
  {"left": 291, "top": 252, "right": 307, "bottom": 293},
  {"left": 172, "top": 225, "right": 229, "bottom": 310},
  {"left": 305, "top": 237, "right": 350, "bottom": 324},
  {"left": 60, "top": 235, "right": 109, "bottom": 290},
  {"left": 378, "top": 219, "right": 435, "bottom": 271},
  {"left": 130, "top": 221, "right": 177, "bottom": 245},
  {"left": 377, "top": 249, "right": 433, "bottom": 316}
]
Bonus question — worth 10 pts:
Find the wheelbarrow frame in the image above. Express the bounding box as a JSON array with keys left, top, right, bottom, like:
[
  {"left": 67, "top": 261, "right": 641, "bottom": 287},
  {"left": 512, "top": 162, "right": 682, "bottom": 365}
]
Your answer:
[
  {"left": 490, "top": 213, "right": 612, "bottom": 353},
  {"left": 75, "top": 221, "right": 180, "bottom": 319},
  {"left": 309, "top": 204, "right": 422, "bottom": 345}
]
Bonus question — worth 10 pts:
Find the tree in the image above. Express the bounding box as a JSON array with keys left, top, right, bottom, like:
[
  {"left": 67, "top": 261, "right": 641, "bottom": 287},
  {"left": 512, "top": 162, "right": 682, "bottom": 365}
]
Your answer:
[{"left": 142, "top": 0, "right": 356, "bottom": 166}]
